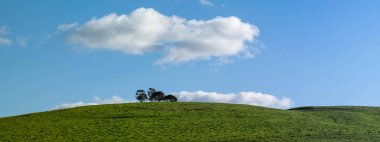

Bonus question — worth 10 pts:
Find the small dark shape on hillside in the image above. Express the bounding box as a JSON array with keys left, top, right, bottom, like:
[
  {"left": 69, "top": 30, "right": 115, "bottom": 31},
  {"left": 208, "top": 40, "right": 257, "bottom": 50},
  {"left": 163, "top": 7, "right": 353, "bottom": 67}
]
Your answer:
[
  {"left": 289, "top": 106, "right": 371, "bottom": 112},
  {"left": 288, "top": 107, "right": 315, "bottom": 111}
]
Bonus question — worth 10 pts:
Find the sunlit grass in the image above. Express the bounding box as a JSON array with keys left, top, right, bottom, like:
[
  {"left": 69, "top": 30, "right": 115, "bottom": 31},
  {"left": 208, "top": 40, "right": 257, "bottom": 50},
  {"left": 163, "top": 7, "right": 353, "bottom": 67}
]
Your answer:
[{"left": 1, "top": 102, "right": 380, "bottom": 141}]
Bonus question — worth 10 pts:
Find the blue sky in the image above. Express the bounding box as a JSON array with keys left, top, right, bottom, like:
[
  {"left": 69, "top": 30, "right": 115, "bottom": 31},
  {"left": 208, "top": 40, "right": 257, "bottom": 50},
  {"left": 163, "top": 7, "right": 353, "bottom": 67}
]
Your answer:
[{"left": 1, "top": 0, "right": 380, "bottom": 117}]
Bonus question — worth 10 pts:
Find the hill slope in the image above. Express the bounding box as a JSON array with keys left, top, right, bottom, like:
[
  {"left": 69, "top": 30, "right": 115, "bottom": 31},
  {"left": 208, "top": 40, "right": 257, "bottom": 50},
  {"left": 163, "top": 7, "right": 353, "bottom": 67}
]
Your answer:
[{"left": 1, "top": 103, "right": 380, "bottom": 141}]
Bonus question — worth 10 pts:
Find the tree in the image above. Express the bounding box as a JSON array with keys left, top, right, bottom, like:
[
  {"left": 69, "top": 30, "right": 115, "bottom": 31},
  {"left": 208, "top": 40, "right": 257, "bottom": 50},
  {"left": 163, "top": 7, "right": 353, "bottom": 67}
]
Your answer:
[
  {"left": 150, "top": 91, "right": 165, "bottom": 102},
  {"left": 138, "top": 88, "right": 176, "bottom": 102},
  {"left": 147, "top": 88, "right": 156, "bottom": 101},
  {"left": 135, "top": 89, "right": 148, "bottom": 102},
  {"left": 163, "top": 94, "right": 177, "bottom": 102}
]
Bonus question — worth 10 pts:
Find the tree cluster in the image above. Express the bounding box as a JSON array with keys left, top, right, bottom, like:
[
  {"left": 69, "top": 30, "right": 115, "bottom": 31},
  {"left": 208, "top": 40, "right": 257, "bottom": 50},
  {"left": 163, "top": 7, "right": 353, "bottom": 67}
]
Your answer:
[{"left": 135, "top": 88, "right": 177, "bottom": 102}]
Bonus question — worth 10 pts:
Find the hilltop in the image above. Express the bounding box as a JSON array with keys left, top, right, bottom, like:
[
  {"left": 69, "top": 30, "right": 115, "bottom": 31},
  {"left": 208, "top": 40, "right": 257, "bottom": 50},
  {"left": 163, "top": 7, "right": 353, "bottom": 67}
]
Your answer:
[{"left": 1, "top": 102, "right": 380, "bottom": 141}]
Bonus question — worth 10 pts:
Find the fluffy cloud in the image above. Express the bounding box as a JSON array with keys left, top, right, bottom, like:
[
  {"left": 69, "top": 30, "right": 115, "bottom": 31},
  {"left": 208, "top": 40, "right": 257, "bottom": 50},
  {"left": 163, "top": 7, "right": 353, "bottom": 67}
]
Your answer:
[
  {"left": 175, "top": 91, "right": 293, "bottom": 109},
  {"left": 52, "top": 96, "right": 130, "bottom": 110},
  {"left": 199, "top": 0, "right": 214, "bottom": 6},
  {"left": 0, "top": 26, "right": 12, "bottom": 46},
  {"left": 52, "top": 102, "right": 98, "bottom": 110},
  {"left": 57, "top": 23, "right": 78, "bottom": 31},
  {"left": 66, "top": 8, "right": 259, "bottom": 65},
  {"left": 0, "top": 37, "right": 12, "bottom": 46},
  {"left": 52, "top": 91, "right": 292, "bottom": 110}
]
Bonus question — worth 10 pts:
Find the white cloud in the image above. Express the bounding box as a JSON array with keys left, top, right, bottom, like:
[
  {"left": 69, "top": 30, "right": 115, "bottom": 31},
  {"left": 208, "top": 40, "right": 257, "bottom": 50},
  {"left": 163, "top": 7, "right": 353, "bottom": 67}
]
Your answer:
[
  {"left": 52, "top": 96, "right": 130, "bottom": 110},
  {"left": 93, "top": 96, "right": 128, "bottom": 104},
  {"left": 0, "top": 26, "right": 12, "bottom": 46},
  {"left": 175, "top": 91, "right": 293, "bottom": 109},
  {"left": 57, "top": 23, "right": 78, "bottom": 31},
  {"left": 0, "top": 37, "right": 12, "bottom": 46},
  {"left": 65, "top": 7, "right": 259, "bottom": 65},
  {"left": 52, "top": 102, "right": 98, "bottom": 110},
  {"left": 52, "top": 91, "right": 292, "bottom": 110},
  {"left": 199, "top": 0, "right": 214, "bottom": 6}
]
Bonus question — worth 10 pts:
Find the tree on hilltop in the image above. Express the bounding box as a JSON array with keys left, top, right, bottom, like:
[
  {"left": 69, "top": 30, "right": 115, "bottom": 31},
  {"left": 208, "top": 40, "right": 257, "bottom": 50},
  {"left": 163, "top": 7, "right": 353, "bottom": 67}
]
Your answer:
[
  {"left": 135, "top": 89, "right": 148, "bottom": 102},
  {"left": 150, "top": 91, "right": 165, "bottom": 102},
  {"left": 163, "top": 94, "right": 177, "bottom": 102},
  {"left": 147, "top": 88, "right": 156, "bottom": 100},
  {"left": 136, "top": 88, "right": 178, "bottom": 102}
]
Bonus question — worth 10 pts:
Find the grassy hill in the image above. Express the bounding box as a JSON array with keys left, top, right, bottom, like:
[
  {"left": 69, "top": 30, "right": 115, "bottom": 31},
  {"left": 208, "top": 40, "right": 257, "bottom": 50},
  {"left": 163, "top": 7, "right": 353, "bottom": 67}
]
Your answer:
[{"left": 1, "top": 102, "right": 380, "bottom": 141}]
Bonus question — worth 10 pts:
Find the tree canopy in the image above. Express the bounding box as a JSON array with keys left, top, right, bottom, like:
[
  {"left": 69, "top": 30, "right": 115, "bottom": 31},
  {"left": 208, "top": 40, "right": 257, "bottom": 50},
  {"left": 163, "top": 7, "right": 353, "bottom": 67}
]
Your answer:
[
  {"left": 136, "top": 88, "right": 177, "bottom": 102},
  {"left": 135, "top": 90, "right": 148, "bottom": 102}
]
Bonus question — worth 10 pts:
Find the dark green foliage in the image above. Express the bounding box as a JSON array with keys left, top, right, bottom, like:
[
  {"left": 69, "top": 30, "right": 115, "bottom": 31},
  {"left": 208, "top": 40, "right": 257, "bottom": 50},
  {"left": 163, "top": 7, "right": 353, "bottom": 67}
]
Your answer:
[
  {"left": 1, "top": 103, "right": 380, "bottom": 141},
  {"left": 150, "top": 91, "right": 165, "bottom": 102},
  {"left": 163, "top": 94, "right": 177, "bottom": 102},
  {"left": 135, "top": 90, "right": 148, "bottom": 102},
  {"left": 141, "top": 88, "right": 176, "bottom": 102},
  {"left": 147, "top": 88, "right": 156, "bottom": 99}
]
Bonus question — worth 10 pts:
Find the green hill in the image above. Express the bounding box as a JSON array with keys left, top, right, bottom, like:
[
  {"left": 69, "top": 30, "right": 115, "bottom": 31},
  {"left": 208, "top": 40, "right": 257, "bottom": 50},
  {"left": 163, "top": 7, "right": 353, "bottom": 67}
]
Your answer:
[{"left": 1, "top": 102, "right": 380, "bottom": 141}]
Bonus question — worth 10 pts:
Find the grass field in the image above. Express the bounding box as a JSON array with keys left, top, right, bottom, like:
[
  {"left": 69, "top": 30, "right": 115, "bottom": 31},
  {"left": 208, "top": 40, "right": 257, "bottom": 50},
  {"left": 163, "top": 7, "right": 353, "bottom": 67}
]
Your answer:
[{"left": 1, "top": 102, "right": 380, "bottom": 141}]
